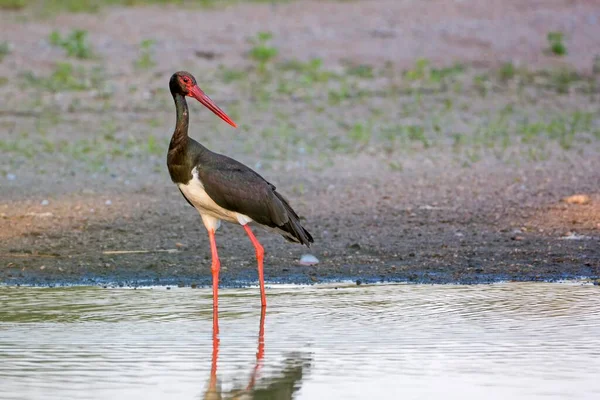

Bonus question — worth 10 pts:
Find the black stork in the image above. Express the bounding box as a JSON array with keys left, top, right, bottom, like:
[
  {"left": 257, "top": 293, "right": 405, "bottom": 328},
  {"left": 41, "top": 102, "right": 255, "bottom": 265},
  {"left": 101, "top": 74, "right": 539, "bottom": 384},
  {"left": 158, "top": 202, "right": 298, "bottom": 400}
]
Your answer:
[{"left": 166, "top": 71, "right": 313, "bottom": 309}]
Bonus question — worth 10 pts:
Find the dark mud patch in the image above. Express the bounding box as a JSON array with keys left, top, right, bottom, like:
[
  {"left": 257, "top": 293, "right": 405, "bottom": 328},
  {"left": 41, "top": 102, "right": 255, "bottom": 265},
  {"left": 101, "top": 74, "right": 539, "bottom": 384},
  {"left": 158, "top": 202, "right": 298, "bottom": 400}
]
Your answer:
[{"left": 2, "top": 198, "right": 599, "bottom": 287}]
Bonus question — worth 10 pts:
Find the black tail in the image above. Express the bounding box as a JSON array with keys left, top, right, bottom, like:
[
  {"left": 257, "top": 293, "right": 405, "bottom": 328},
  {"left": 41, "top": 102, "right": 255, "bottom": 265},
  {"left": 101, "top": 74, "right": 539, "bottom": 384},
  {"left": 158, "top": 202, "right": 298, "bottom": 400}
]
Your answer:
[{"left": 274, "top": 192, "right": 314, "bottom": 247}]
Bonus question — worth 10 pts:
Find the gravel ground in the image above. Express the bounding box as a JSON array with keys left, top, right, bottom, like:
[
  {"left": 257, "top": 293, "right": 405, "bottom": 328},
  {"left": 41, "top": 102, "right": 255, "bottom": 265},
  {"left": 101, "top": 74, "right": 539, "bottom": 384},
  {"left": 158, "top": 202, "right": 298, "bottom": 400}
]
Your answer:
[{"left": 1, "top": 0, "right": 599, "bottom": 286}]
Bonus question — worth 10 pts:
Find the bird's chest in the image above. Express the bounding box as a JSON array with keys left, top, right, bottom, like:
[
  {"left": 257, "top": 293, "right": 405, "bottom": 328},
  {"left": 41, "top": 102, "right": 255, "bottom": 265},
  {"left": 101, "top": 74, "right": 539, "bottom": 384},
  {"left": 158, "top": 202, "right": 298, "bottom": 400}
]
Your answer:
[{"left": 178, "top": 174, "right": 236, "bottom": 221}]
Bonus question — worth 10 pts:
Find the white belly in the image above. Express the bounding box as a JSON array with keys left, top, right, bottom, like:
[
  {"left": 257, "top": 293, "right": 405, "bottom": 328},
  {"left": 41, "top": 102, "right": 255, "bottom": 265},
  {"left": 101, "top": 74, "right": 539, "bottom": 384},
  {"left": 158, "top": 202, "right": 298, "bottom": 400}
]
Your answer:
[{"left": 178, "top": 168, "right": 253, "bottom": 231}]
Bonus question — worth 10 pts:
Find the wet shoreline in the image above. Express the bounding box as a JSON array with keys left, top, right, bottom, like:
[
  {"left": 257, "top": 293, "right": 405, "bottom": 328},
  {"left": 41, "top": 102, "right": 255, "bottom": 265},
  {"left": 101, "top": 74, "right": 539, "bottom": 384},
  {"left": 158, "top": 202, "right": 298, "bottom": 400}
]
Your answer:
[{"left": 3, "top": 263, "right": 597, "bottom": 287}]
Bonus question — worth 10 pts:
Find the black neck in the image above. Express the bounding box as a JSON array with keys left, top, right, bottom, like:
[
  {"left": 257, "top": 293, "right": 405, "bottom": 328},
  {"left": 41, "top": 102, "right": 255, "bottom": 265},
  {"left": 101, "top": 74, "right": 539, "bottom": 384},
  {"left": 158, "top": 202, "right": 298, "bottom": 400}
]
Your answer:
[{"left": 169, "top": 92, "right": 189, "bottom": 155}]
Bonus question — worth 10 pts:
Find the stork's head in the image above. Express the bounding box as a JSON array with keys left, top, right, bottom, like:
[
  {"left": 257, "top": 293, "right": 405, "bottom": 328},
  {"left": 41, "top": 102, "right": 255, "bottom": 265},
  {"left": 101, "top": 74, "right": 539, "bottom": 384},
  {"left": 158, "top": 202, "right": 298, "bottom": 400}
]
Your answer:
[{"left": 169, "top": 71, "right": 237, "bottom": 128}]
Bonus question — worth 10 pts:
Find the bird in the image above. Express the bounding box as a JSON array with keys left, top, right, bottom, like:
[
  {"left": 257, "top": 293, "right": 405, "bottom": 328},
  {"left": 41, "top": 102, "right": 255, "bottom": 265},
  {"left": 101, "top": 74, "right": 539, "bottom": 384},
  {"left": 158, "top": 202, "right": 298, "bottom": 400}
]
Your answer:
[{"left": 166, "top": 71, "right": 313, "bottom": 309}]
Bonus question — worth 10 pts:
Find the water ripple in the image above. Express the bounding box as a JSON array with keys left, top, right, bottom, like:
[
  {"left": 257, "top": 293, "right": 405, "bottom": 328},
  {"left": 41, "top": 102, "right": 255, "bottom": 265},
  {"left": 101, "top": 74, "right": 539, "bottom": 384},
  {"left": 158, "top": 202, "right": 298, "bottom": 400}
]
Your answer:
[{"left": 1, "top": 283, "right": 599, "bottom": 399}]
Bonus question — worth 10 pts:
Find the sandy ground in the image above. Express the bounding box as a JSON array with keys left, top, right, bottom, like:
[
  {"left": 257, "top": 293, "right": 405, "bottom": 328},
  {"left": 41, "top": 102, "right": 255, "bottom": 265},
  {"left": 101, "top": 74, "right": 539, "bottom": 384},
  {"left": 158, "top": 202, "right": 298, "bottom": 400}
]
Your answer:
[{"left": 1, "top": 0, "right": 599, "bottom": 286}]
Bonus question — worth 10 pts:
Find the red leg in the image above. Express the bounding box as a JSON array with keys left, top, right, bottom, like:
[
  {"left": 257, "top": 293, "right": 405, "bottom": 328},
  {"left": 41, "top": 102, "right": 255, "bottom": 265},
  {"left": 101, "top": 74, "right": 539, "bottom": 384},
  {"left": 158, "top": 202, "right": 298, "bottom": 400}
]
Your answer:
[
  {"left": 243, "top": 225, "right": 266, "bottom": 307},
  {"left": 208, "top": 229, "right": 220, "bottom": 313},
  {"left": 256, "top": 305, "right": 266, "bottom": 361}
]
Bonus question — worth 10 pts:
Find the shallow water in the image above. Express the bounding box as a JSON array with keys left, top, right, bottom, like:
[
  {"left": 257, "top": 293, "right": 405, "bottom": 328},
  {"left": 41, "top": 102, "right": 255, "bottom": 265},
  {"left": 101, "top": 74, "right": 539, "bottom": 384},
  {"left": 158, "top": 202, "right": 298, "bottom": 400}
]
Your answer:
[{"left": 1, "top": 283, "right": 599, "bottom": 399}]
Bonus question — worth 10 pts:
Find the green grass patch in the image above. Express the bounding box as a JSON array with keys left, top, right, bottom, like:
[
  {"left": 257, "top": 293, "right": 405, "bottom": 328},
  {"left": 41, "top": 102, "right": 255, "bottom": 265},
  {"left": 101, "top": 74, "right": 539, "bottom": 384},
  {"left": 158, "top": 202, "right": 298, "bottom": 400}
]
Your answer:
[
  {"left": 0, "top": 0, "right": 26, "bottom": 10},
  {"left": 248, "top": 31, "right": 277, "bottom": 73},
  {"left": 0, "top": 41, "right": 11, "bottom": 62},
  {"left": 328, "top": 83, "right": 352, "bottom": 105},
  {"left": 348, "top": 122, "right": 372, "bottom": 146},
  {"left": 22, "top": 62, "right": 105, "bottom": 92},
  {"left": 280, "top": 58, "right": 336, "bottom": 84},
  {"left": 2, "top": 0, "right": 295, "bottom": 14},
  {"left": 220, "top": 67, "right": 247, "bottom": 83},
  {"left": 379, "top": 124, "right": 430, "bottom": 150},
  {"left": 345, "top": 64, "right": 374, "bottom": 79},
  {"left": 545, "top": 68, "right": 580, "bottom": 94},
  {"left": 498, "top": 62, "right": 515, "bottom": 81},
  {"left": 134, "top": 39, "right": 156, "bottom": 70},
  {"left": 546, "top": 31, "right": 567, "bottom": 56},
  {"left": 404, "top": 58, "right": 464, "bottom": 84},
  {"left": 49, "top": 29, "right": 94, "bottom": 59}
]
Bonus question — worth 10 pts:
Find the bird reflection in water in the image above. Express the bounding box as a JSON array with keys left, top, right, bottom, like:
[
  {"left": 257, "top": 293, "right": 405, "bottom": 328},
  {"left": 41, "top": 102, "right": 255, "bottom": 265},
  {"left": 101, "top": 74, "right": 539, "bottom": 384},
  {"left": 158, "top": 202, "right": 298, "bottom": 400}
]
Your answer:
[{"left": 203, "top": 308, "right": 311, "bottom": 399}]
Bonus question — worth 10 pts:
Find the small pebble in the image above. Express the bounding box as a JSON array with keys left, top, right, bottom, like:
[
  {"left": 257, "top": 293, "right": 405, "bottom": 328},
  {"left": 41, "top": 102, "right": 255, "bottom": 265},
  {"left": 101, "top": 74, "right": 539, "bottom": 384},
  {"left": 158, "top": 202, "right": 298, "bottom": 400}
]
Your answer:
[
  {"left": 105, "top": 200, "right": 112, "bottom": 206},
  {"left": 299, "top": 254, "right": 319, "bottom": 266},
  {"left": 563, "top": 194, "right": 591, "bottom": 205},
  {"left": 7, "top": 173, "right": 16, "bottom": 181},
  {"left": 561, "top": 232, "right": 591, "bottom": 240},
  {"left": 41, "top": 200, "right": 49, "bottom": 206},
  {"left": 356, "top": 279, "right": 362, "bottom": 286}
]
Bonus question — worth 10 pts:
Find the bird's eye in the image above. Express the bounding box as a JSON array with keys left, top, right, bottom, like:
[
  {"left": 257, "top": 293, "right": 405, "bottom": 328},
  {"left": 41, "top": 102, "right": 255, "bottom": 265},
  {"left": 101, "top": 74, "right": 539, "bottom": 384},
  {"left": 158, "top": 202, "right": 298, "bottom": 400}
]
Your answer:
[{"left": 182, "top": 77, "right": 189, "bottom": 83}]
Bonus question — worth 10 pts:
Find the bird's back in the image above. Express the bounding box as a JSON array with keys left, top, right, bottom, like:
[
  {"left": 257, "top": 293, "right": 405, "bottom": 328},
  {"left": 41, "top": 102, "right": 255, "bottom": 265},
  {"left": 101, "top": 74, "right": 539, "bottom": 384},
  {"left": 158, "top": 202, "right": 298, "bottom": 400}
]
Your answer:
[{"left": 182, "top": 139, "right": 313, "bottom": 246}]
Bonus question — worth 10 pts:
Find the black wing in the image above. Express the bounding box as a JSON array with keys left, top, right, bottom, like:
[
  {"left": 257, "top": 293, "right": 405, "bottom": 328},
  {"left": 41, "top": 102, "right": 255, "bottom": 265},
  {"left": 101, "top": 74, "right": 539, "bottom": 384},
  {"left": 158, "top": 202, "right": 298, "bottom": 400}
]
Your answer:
[{"left": 195, "top": 154, "right": 313, "bottom": 246}]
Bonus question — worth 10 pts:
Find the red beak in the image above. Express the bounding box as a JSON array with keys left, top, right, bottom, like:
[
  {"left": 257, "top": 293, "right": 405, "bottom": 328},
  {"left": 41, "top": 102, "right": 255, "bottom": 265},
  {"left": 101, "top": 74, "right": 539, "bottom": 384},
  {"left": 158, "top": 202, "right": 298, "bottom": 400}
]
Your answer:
[{"left": 189, "top": 85, "right": 237, "bottom": 128}]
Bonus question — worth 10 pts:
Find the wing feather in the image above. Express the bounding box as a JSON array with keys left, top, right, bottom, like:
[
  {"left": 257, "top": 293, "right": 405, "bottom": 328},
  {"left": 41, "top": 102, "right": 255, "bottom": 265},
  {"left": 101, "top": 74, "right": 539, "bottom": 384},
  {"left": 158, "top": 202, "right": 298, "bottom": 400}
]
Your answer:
[
  {"left": 196, "top": 156, "right": 288, "bottom": 227},
  {"left": 193, "top": 150, "right": 313, "bottom": 246}
]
